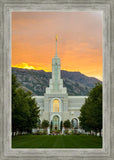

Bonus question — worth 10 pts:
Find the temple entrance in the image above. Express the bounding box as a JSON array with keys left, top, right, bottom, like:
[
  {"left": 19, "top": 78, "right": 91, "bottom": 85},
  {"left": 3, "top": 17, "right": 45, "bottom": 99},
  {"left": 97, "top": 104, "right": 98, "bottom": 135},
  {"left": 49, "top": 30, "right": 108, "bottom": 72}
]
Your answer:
[
  {"left": 52, "top": 115, "right": 60, "bottom": 130},
  {"left": 71, "top": 118, "right": 78, "bottom": 129}
]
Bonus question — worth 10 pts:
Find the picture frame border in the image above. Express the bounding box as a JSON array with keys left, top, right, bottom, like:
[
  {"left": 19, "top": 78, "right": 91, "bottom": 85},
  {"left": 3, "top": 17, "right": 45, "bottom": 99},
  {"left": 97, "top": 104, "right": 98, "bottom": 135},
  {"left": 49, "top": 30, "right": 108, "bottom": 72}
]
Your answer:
[{"left": 0, "top": 0, "right": 114, "bottom": 160}]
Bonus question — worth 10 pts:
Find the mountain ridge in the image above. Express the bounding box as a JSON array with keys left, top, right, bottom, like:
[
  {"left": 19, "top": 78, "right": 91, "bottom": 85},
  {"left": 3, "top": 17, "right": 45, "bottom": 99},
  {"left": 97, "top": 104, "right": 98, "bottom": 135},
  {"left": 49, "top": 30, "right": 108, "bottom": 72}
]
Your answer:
[{"left": 12, "top": 67, "right": 101, "bottom": 96}]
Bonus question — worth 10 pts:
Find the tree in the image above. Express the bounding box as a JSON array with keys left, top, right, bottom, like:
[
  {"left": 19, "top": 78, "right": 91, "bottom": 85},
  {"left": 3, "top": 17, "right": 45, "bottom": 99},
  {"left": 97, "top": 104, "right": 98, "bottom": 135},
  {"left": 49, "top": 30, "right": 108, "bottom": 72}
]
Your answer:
[
  {"left": 60, "top": 121, "right": 63, "bottom": 131},
  {"left": 79, "top": 83, "right": 102, "bottom": 136},
  {"left": 64, "top": 120, "right": 71, "bottom": 128},
  {"left": 41, "top": 120, "right": 49, "bottom": 129},
  {"left": 12, "top": 88, "right": 30, "bottom": 133},
  {"left": 12, "top": 74, "right": 19, "bottom": 113},
  {"left": 50, "top": 121, "right": 53, "bottom": 130},
  {"left": 26, "top": 94, "right": 40, "bottom": 133},
  {"left": 12, "top": 74, "right": 40, "bottom": 135},
  {"left": 38, "top": 119, "right": 41, "bottom": 128}
]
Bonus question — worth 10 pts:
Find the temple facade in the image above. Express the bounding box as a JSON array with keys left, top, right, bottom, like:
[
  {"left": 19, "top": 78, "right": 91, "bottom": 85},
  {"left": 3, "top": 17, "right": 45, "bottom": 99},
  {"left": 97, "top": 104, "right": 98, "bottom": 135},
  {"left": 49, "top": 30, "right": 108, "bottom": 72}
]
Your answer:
[{"left": 33, "top": 37, "right": 87, "bottom": 130}]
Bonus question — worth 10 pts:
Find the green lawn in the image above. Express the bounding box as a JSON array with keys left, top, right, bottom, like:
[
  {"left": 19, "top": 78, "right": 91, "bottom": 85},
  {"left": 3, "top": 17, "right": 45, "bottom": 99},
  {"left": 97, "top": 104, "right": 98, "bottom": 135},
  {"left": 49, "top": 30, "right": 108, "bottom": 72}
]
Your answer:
[{"left": 12, "top": 134, "right": 102, "bottom": 148}]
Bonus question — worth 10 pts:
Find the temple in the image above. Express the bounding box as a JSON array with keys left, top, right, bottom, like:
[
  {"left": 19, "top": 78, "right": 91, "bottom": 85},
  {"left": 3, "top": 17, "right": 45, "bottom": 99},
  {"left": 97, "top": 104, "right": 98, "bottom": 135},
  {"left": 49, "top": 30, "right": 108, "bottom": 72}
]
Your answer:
[{"left": 33, "top": 36, "right": 87, "bottom": 131}]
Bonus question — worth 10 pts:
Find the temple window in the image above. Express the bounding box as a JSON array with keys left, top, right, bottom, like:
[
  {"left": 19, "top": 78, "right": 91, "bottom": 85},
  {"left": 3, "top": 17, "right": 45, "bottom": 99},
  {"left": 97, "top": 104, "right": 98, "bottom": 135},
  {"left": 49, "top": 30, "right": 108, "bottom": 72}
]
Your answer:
[{"left": 53, "top": 99, "right": 59, "bottom": 112}]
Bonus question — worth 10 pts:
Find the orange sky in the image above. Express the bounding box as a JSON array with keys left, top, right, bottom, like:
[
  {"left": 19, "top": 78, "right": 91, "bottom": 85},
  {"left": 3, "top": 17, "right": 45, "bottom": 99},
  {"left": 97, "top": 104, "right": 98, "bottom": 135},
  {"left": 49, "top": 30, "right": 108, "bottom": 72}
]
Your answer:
[{"left": 12, "top": 12, "right": 103, "bottom": 80}]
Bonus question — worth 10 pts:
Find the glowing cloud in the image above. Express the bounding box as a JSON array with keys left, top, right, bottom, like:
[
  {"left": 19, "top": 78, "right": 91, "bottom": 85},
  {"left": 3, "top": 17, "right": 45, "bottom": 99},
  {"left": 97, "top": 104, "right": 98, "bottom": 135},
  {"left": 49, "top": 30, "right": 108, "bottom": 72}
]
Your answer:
[
  {"left": 12, "top": 63, "right": 36, "bottom": 70},
  {"left": 12, "top": 63, "right": 50, "bottom": 72}
]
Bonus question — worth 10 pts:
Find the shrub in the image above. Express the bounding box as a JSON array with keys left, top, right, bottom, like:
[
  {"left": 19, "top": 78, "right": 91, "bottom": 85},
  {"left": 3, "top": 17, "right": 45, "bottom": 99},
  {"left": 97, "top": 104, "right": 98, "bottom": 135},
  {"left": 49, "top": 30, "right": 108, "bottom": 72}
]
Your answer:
[
  {"left": 42, "top": 130, "right": 47, "bottom": 135},
  {"left": 41, "top": 120, "right": 49, "bottom": 129},
  {"left": 64, "top": 120, "right": 71, "bottom": 129},
  {"left": 64, "top": 129, "right": 69, "bottom": 135}
]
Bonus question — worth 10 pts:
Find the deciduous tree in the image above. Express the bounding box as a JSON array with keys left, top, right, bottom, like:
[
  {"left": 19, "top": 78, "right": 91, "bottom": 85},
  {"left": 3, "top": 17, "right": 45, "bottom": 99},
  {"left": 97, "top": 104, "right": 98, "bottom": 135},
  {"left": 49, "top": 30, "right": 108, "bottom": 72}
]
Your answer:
[
  {"left": 12, "top": 74, "right": 40, "bottom": 135},
  {"left": 79, "top": 83, "right": 102, "bottom": 136}
]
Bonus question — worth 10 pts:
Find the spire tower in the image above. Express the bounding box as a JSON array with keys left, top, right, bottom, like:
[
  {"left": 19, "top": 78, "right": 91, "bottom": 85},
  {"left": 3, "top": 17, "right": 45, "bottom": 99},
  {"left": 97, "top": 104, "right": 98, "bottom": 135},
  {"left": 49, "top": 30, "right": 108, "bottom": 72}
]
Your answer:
[
  {"left": 55, "top": 35, "right": 58, "bottom": 57},
  {"left": 45, "top": 36, "right": 67, "bottom": 94}
]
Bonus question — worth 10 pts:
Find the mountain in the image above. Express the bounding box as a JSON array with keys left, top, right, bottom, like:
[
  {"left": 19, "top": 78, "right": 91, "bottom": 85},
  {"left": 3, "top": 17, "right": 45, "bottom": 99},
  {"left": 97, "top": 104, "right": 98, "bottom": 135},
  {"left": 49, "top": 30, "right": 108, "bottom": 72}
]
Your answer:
[{"left": 12, "top": 67, "right": 101, "bottom": 96}]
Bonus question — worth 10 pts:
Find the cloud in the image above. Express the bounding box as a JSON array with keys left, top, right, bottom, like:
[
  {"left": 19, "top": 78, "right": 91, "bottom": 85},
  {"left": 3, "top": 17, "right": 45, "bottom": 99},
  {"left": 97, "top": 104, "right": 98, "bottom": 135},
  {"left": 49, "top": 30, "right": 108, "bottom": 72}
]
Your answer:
[{"left": 12, "top": 11, "right": 103, "bottom": 80}]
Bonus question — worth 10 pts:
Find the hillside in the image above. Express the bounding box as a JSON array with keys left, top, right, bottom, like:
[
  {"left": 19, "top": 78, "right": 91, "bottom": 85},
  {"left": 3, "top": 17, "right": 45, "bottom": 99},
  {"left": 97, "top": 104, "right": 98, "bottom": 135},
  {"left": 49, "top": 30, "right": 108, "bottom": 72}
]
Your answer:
[{"left": 12, "top": 67, "right": 101, "bottom": 96}]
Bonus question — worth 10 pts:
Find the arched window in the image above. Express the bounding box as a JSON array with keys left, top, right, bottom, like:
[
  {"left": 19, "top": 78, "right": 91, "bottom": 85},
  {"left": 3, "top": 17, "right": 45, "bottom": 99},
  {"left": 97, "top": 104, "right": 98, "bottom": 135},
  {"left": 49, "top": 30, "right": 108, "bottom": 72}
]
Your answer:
[
  {"left": 71, "top": 118, "right": 78, "bottom": 129},
  {"left": 53, "top": 99, "right": 59, "bottom": 112}
]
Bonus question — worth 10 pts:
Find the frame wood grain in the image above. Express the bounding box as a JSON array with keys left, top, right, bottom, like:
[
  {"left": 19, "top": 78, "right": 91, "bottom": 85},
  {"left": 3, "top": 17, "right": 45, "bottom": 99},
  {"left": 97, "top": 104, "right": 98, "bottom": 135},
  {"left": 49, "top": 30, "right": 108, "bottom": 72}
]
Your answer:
[{"left": 0, "top": 0, "right": 114, "bottom": 160}]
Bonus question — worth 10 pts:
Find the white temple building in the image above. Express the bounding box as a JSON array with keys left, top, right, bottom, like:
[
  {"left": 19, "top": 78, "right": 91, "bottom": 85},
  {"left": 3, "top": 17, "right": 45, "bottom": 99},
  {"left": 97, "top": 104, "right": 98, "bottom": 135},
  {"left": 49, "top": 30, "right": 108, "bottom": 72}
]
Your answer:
[{"left": 33, "top": 37, "right": 87, "bottom": 130}]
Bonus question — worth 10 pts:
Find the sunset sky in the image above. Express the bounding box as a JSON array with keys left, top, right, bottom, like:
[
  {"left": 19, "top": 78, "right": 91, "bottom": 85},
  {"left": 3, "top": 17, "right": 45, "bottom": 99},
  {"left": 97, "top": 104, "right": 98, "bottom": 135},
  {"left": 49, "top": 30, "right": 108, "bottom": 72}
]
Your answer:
[{"left": 12, "top": 12, "right": 103, "bottom": 80}]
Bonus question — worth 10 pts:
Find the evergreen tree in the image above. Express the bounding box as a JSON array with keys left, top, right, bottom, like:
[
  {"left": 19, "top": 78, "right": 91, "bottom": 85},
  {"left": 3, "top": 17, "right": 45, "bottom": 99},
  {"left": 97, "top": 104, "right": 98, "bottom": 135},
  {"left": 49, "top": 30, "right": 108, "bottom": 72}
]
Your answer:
[
  {"left": 50, "top": 121, "right": 53, "bottom": 130},
  {"left": 60, "top": 121, "right": 63, "bottom": 131}
]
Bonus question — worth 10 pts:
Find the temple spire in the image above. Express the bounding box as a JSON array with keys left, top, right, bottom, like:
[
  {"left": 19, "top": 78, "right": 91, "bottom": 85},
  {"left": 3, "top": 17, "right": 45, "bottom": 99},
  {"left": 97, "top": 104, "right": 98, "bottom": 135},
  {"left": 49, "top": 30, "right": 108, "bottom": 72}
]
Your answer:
[{"left": 55, "top": 35, "right": 58, "bottom": 57}]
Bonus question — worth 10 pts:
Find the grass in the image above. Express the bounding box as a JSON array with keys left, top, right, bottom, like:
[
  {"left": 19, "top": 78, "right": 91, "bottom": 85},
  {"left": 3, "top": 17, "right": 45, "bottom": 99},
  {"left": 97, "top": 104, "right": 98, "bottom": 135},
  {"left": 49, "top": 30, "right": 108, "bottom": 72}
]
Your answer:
[{"left": 12, "top": 134, "right": 102, "bottom": 148}]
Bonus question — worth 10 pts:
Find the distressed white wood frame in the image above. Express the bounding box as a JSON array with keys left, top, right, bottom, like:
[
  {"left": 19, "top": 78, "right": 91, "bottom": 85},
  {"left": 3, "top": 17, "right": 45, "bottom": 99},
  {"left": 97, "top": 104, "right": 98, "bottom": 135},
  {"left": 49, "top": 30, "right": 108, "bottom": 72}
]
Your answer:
[{"left": 0, "top": 0, "right": 114, "bottom": 160}]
